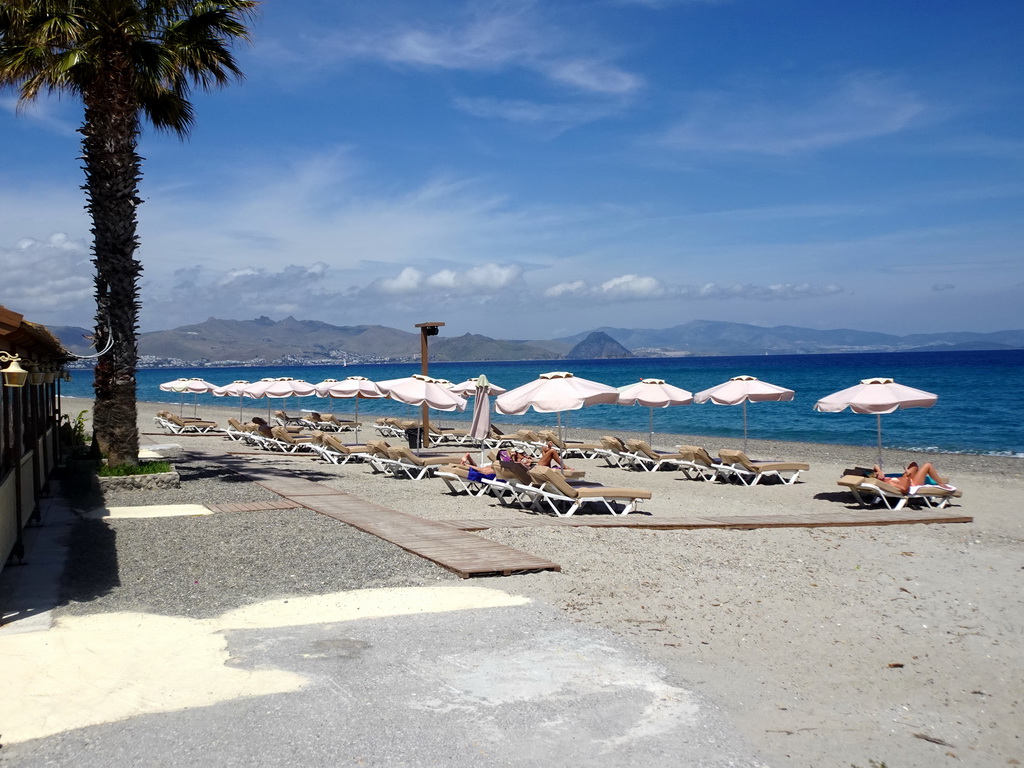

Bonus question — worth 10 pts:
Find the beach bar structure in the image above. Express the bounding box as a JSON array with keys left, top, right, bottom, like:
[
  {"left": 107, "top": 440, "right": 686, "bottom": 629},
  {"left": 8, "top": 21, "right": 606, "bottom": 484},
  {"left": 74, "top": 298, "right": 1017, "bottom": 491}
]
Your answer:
[{"left": 0, "top": 305, "right": 69, "bottom": 567}]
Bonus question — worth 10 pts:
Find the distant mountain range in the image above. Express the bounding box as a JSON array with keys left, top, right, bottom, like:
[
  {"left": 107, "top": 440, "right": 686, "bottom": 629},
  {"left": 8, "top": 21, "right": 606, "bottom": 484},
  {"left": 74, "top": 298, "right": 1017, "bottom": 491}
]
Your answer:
[{"left": 49, "top": 316, "right": 1024, "bottom": 368}]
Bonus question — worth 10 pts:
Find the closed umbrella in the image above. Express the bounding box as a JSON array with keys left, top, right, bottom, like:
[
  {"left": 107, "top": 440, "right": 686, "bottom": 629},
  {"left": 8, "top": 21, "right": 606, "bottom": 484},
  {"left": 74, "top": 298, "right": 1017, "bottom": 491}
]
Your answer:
[
  {"left": 468, "top": 374, "right": 494, "bottom": 463},
  {"left": 212, "top": 379, "right": 250, "bottom": 420},
  {"left": 694, "top": 375, "right": 795, "bottom": 452},
  {"left": 315, "top": 375, "right": 386, "bottom": 443},
  {"left": 495, "top": 371, "right": 619, "bottom": 442},
  {"left": 617, "top": 378, "right": 693, "bottom": 446},
  {"left": 814, "top": 377, "right": 938, "bottom": 467}
]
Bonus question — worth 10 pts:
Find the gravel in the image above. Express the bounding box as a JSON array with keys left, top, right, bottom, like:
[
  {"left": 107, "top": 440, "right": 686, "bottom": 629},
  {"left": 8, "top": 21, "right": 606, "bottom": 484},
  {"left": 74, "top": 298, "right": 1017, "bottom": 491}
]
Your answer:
[{"left": 57, "top": 445, "right": 457, "bottom": 621}]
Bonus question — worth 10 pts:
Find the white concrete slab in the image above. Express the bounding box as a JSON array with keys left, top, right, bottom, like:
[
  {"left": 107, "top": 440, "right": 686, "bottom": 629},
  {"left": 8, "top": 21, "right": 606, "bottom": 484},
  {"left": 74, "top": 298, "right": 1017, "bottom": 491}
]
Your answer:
[{"left": 91, "top": 504, "right": 213, "bottom": 519}]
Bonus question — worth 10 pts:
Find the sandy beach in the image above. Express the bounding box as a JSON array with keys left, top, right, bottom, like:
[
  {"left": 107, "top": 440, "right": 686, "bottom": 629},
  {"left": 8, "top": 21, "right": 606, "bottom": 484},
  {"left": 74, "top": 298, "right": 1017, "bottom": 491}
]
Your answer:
[{"left": 57, "top": 398, "right": 1024, "bottom": 767}]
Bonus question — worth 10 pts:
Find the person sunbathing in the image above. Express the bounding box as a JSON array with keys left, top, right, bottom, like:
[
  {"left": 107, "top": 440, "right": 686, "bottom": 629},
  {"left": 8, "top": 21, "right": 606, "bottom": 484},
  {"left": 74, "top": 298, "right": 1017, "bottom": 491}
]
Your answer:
[
  {"left": 874, "top": 461, "right": 954, "bottom": 493},
  {"left": 251, "top": 416, "right": 274, "bottom": 439},
  {"left": 460, "top": 453, "right": 493, "bottom": 472},
  {"left": 494, "top": 444, "right": 571, "bottom": 471}
]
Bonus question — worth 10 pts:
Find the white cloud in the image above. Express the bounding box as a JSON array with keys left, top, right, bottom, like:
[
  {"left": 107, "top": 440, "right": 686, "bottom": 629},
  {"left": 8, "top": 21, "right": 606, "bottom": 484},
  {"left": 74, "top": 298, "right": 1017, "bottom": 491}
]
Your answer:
[
  {"left": 544, "top": 280, "right": 588, "bottom": 298},
  {"left": 376, "top": 267, "right": 425, "bottom": 294},
  {"left": 599, "top": 274, "right": 663, "bottom": 298},
  {"left": 661, "top": 73, "right": 926, "bottom": 154},
  {"left": 0, "top": 234, "right": 93, "bottom": 324},
  {"left": 296, "top": 3, "right": 643, "bottom": 99},
  {"left": 548, "top": 60, "right": 643, "bottom": 95},
  {"left": 541, "top": 275, "right": 842, "bottom": 304},
  {"left": 453, "top": 96, "right": 620, "bottom": 129},
  {"left": 0, "top": 95, "right": 80, "bottom": 138}
]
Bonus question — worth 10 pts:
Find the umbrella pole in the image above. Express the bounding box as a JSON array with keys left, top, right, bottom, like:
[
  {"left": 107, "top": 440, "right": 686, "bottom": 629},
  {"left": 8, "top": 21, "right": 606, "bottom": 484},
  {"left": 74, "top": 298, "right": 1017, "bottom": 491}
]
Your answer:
[
  {"left": 877, "top": 413, "right": 883, "bottom": 469},
  {"left": 238, "top": 396, "right": 243, "bottom": 421},
  {"left": 743, "top": 401, "right": 748, "bottom": 453},
  {"left": 354, "top": 398, "right": 359, "bottom": 444},
  {"left": 649, "top": 407, "right": 654, "bottom": 447}
]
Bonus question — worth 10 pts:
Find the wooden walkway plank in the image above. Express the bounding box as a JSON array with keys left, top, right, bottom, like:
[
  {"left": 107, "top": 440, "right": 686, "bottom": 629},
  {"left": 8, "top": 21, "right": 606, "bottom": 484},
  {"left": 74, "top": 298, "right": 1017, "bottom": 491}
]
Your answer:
[{"left": 205, "top": 500, "right": 304, "bottom": 514}]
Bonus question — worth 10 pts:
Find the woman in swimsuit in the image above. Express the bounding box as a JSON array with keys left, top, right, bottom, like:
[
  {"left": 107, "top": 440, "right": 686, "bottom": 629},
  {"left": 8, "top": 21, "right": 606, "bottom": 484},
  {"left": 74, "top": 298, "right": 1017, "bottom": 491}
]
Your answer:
[{"left": 873, "top": 461, "right": 953, "bottom": 493}]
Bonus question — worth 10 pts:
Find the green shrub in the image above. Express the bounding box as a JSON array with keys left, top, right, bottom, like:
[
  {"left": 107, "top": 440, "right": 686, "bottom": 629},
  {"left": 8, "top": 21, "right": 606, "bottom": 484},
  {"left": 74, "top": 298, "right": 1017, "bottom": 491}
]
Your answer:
[{"left": 98, "top": 461, "right": 172, "bottom": 477}]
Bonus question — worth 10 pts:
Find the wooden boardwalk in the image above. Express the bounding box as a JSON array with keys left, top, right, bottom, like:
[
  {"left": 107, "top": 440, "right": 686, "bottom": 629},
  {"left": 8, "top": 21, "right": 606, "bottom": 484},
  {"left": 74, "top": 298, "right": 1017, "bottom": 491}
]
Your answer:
[
  {"left": 222, "top": 462, "right": 561, "bottom": 578},
  {"left": 445, "top": 509, "right": 973, "bottom": 531},
  {"left": 206, "top": 500, "right": 304, "bottom": 514}
]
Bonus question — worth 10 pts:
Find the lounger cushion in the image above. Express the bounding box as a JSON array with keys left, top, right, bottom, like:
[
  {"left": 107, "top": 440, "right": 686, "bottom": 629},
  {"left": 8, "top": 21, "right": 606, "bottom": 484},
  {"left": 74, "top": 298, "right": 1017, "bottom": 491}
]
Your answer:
[{"left": 719, "top": 449, "right": 808, "bottom": 473}]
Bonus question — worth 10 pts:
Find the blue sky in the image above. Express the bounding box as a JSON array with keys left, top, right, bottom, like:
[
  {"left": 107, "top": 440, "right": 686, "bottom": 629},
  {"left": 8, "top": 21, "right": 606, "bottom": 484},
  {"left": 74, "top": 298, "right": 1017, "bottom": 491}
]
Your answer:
[{"left": 1, "top": 0, "right": 1022, "bottom": 341}]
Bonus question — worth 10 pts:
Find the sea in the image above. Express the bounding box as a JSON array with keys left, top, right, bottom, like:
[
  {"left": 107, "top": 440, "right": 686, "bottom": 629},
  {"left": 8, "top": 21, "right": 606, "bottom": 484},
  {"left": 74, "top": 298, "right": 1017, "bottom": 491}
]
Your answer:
[{"left": 60, "top": 350, "right": 1024, "bottom": 457}]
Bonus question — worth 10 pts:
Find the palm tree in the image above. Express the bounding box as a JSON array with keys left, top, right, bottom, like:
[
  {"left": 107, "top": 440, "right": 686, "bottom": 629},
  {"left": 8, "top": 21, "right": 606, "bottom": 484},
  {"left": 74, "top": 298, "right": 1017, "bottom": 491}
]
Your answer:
[{"left": 0, "top": 0, "right": 257, "bottom": 466}]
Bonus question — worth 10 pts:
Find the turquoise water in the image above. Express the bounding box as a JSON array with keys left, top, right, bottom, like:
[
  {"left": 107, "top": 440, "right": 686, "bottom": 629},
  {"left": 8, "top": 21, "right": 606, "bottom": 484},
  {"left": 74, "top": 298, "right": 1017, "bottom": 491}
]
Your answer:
[{"left": 62, "top": 350, "right": 1024, "bottom": 456}]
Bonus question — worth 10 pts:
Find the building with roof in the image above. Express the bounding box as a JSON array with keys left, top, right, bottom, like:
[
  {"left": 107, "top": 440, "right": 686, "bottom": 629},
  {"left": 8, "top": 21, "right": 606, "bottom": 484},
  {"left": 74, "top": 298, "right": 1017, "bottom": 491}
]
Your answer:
[{"left": 1, "top": 305, "right": 71, "bottom": 566}]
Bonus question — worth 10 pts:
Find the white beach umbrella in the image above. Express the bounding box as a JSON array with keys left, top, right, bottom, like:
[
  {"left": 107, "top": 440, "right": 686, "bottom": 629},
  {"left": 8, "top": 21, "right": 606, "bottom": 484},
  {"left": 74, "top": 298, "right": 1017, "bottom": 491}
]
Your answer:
[
  {"left": 212, "top": 379, "right": 251, "bottom": 420},
  {"left": 450, "top": 377, "right": 507, "bottom": 397},
  {"left": 814, "top": 377, "right": 938, "bottom": 467},
  {"left": 377, "top": 374, "right": 467, "bottom": 448},
  {"left": 495, "top": 371, "right": 619, "bottom": 441},
  {"left": 313, "top": 378, "right": 339, "bottom": 411},
  {"left": 694, "top": 375, "right": 795, "bottom": 452},
  {"left": 315, "top": 375, "right": 386, "bottom": 442},
  {"left": 377, "top": 374, "right": 468, "bottom": 412},
  {"left": 617, "top": 378, "right": 693, "bottom": 446},
  {"left": 159, "top": 377, "right": 215, "bottom": 417},
  {"left": 243, "top": 377, "right": 316, "bottom": 420}
]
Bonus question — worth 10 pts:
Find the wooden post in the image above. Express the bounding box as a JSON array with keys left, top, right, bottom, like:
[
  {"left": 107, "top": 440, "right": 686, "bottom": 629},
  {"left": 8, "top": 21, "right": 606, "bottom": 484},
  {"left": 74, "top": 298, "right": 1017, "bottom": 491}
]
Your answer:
[{"left": 414, "top": 322, "right": 444, "bottom": 449}]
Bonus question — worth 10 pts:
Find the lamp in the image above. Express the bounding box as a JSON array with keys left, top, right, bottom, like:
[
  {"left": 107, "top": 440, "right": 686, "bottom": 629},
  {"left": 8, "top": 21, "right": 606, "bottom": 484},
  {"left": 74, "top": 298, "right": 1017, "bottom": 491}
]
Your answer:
[
  {"left": 0, "top": 352, "right": 29, "bottom": 388},
  {"left": 29, "top": 366, "right": 45, "bottom": 386}
]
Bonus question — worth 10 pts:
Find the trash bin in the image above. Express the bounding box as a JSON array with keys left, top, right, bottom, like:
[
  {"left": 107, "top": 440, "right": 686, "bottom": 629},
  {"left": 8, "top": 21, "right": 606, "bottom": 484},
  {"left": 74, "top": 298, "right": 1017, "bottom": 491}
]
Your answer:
[{"left": 405, "top": 426, "right": 423, "bottom": 449}]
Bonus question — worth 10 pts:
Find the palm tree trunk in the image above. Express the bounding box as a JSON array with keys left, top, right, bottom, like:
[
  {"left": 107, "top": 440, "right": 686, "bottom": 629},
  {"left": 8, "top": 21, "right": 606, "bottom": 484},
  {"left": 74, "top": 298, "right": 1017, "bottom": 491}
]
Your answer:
[{"left": 82, "top": 57, "right": 142, "bottom": 467}]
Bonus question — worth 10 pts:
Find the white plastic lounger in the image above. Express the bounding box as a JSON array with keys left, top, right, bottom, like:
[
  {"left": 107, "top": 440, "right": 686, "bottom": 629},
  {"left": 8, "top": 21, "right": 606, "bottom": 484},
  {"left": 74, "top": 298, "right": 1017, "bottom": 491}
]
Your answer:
[{"left": 717, "top": 449, "right": 808, "bottom": 486}]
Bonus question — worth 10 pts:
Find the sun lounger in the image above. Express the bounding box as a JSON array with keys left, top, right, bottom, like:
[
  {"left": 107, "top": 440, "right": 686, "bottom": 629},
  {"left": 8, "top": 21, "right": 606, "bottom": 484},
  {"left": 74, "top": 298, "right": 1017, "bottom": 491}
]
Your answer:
[
  {"left": 310, "top": 432, "right": 371, "bottom": 465},
  {"left": 621, "top": 440, "right": 694, "bottom": 472},
  {"left": 385, "top": 446, "right": 465, "bottom": 480},
  {"left": 717, "top": 449, "right": 809, "bottom": 486},
  {"left": 428, "top": 424, "right": 473, "bottom": 445},
  {"left": 435, "top": 464, "right": 494, "bottom": 496},
  {"left": 322, "top": 414, "right": 359, "bottom": 432},
  {"left": 537, "top": 430, "right": 603, "bottom": 459},
  {"left": 223, "top": 417, "right": 255, "bottom": 442},
  {"left": 674, "top": 446, "right": 731, "bottom": 481},
  {"left": 359, "top": 440, "right": 403, "bottom": 473},
  {"left": 837, "top": 475, "right": 961, "bottom": 510},
  {"left": 526, "top": 466, "right": 652, "bottom": 517},
  {"left": 593, "top": 436, "right": 633, "bottom": 467},
  {"left": 155, "top": 412, "right": 219, "bottom": 434},
  {"left": 268, "top": 426, "right": 317, "bottom": 453},
  {"left": 273, "top": 410, "right": 307, "bottom": 427}
]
